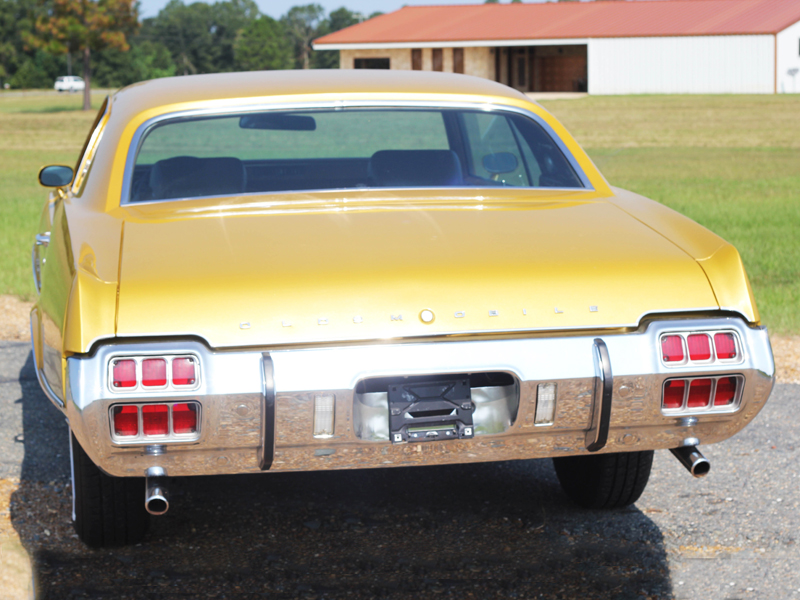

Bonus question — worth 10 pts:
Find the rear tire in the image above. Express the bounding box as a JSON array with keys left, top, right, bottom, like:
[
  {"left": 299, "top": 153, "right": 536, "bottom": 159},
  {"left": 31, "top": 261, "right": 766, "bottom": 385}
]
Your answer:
[
  {"left": 71, "top": 433, "right": 149, "bottom": 547},
  {"left": 552, "top": 450, "right": 653, "bottom": 509}
]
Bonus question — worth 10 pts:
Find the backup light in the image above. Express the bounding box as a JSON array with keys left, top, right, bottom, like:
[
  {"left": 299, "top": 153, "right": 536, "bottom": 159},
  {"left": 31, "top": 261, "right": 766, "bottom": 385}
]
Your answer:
[
  {"left": 661, "top": 336, "right": 684, "bottom": 362},
  {"left": 687, "top": 334, "right": 711, "bottom": 361},
  {"left": 142, "top": 404, "right": 169, "bottom": 436},
  {"left": 113, "top": 405, "right": 139, "bottom": 436},
  {"left": 534, "top": 383, "right": 557, "bottom": 425},
  {"left": 313, "top": 394, "right": 335, "bottom": 438},
  {"left": 714, "top": 333, "right": 737, "bottom": 359},
  {"left": 113, "top": 359, "right": 137, "bottom": 388},
  {"left": 142, "top": 358, "right": 167, "bottom": 387}
]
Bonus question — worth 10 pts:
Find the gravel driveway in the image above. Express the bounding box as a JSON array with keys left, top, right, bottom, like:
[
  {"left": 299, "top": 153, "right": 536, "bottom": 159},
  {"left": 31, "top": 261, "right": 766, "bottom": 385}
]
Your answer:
[{"left": 1, "top": 340, "right": 798, "bottom": 600}]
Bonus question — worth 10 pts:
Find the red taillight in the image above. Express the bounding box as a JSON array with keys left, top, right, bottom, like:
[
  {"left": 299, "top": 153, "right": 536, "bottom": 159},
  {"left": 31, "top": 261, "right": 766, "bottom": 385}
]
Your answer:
[
  {"left": 661, "top": 335, "right": 684, "bottom": 362},
  {"left": 172, "top": 358, "right": 196, "bottom": 386},
  {"left": 663, "top": 379, "right": 686, "bottom": 409},
  {"left": 714, "top": 333, "right": 737, "bottom": 359},
  {"left": 112, "top": 360, "right": 137, "bottom": 388},
  {"left": 113, "top": 405, "right": 139, "bottom": 436},
  {"left": 142, "top": 404, "right": 169, "bottom": 435},
  {"left": 714, "top": 377, "right": 738, "bottom": 406},
  {"left": 172, "top": 403, "right": 198, "bottom": 434},
  {"left": 687, "top": 334, "right": 711, "bottom": 361},
  {"left": 141, "top": 358, "right": 167, "bottom": 387},
  {"left": 687, "top": 379, "right": 712, "bottom": 408}
]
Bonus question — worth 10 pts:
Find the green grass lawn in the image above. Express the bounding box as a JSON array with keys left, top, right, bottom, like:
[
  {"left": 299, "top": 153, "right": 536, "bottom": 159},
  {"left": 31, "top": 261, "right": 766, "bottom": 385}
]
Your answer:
[
  {"left": 0, "top": 91, "right": 104, "bottom": 300},
  {"left": 1, "top": 91, "right": 798, "bottom": 332}
]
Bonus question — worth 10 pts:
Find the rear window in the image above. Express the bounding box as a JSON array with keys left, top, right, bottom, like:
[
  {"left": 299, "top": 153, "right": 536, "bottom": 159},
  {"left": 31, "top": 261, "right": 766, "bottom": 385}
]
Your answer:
[{"left": 129, "top": 108, "right": 584, "bottom": 203}]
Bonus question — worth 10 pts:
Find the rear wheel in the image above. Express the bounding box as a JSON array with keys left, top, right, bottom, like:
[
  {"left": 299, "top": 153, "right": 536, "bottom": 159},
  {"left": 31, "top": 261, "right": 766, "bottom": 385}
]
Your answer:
[
  {"left": 71, "top": 433, "right": 149, "bottom": 547},
  {"left": 552, "top": 450, "right": 653, "bottom": 509}
]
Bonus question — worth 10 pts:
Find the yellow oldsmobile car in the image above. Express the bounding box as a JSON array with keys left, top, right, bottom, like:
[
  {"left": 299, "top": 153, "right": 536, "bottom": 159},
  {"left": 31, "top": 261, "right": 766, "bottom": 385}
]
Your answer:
[{"left": 32, "top": 70, "right": 775, "bottom": 548}]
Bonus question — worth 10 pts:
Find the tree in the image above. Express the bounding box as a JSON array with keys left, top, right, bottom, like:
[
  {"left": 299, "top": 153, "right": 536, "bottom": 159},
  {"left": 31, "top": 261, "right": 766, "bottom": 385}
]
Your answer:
[
  {"left": 141, "top": 0, "right": 257, "bottom": 76},
  {"left": 234, "top": 16, "right": 292, "bottom": 71},
  {"left": 281, "top": 4, "right": 324, "bottom": 69},
  {"left": 92, "top": 40, "right": 176, "bottom": 87},
  {"left": 1, "top": 0, "right": 39, "bottom": 87},
  {"left": 31, "top": 0, "right": 138, "bottom": 109},
  {"left": 311, "top": 7, "right": 362, "bottom": 69}
]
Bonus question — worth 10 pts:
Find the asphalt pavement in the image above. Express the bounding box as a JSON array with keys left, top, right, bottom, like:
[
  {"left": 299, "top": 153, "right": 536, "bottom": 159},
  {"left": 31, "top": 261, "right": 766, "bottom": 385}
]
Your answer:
[{"left": 1, "top": 340, "right": 798, "bottom": 600}]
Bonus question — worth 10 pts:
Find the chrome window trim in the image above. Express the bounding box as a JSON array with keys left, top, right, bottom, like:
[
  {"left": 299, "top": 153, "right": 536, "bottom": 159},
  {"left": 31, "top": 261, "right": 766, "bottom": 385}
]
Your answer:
[
  {"left": 72, "top": 99, "right": 110, "bottom": 195},
  {"left": 120, "top": 100, "right": 594, "bottom": 207}
]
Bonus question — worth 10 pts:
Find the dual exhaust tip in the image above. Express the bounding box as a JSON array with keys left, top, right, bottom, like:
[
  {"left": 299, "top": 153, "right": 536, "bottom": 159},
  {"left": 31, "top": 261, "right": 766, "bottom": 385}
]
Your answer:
[
  {"left": 145, "top": 467, "right": 169, "bottom": 515},
  {"left": 671, "top": 445, "right": 710, "bottom": 478}
]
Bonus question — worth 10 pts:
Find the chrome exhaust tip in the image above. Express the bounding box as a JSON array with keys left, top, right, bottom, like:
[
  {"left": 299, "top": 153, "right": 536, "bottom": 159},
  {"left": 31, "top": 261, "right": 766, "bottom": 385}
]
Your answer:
[
  {"left": 145, "top": 467, "right": 169, "bottom": 515},
  {"left": 670, "top": 445, "right": 710, "bottom": 478}
]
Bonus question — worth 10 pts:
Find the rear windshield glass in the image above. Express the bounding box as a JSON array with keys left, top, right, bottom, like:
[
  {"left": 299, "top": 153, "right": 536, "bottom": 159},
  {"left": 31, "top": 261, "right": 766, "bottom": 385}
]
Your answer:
[{"left": 129, "top": 108, "right": 584, "bottom": 202}]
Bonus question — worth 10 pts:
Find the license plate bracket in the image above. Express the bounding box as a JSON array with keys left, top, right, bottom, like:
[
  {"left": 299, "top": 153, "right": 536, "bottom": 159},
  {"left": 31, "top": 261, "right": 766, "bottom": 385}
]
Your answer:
[{"left": 388, "top": 376, "right": 474, "bottom": 443}]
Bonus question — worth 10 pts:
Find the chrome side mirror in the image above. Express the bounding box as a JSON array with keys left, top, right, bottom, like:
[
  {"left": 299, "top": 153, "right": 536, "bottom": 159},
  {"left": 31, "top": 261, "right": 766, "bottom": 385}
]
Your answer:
[{"left": 39, "top": 165, "right": 74, "bottom": 188}]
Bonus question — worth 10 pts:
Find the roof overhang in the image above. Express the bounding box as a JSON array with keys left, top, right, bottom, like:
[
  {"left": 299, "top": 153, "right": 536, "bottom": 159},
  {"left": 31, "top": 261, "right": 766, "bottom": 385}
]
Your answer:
[{"left": 313, "top": 38, "right": 590, "bottom": 51}]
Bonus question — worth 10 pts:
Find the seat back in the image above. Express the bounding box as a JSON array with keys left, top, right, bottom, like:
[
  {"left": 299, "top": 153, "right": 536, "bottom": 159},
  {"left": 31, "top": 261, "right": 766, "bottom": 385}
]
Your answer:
[
  {"left": 369, "top": 150, "right": 463, "bottom": 187},
  {"left": 149, "top": 156, "right": 247, "bottom": 200}
]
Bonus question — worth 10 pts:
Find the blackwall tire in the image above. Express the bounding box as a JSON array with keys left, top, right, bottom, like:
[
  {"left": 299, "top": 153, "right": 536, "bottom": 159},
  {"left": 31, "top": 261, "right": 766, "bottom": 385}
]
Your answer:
[
  {"left": 552, "top": 450, "right": 654, "bottom": 510},
  {"left": 71, "top": 433, "right": 149, "bottom": 547}
]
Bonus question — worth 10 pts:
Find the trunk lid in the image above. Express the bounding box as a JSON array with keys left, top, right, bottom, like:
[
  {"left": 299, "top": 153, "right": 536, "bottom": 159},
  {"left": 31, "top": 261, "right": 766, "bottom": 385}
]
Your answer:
[{"left": 117, "top": 194, "right": 718, "bottom": 347}]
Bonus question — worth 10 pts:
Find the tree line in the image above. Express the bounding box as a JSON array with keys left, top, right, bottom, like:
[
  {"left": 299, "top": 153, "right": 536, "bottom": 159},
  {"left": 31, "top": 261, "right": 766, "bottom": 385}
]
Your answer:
[{"left": 0, "top": 0, "right": 379, "bottom": 95}]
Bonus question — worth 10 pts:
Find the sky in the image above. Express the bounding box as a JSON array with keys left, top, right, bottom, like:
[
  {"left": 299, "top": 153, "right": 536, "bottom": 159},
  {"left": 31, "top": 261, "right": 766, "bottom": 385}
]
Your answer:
[{"left": 137, "top": 0, "right": 525, "bottom": 20}]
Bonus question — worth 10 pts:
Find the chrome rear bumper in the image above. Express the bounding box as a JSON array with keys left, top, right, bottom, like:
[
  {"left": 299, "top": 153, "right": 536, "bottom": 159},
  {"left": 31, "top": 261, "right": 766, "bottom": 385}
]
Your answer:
[{"left": 64, "top": 317, "right": 774, "bottom": 477}]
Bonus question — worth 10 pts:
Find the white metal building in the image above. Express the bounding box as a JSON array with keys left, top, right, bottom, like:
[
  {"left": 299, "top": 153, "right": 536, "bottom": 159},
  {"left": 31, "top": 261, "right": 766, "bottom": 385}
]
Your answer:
[{"left": 314, "top": 0, "right": 800, "bottom": 95}]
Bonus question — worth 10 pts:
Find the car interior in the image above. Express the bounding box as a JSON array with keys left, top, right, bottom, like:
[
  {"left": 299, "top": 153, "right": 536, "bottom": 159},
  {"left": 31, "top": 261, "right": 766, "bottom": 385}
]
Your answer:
[{"left": 128, "top": 109, "right": 584, "bottom": 202}]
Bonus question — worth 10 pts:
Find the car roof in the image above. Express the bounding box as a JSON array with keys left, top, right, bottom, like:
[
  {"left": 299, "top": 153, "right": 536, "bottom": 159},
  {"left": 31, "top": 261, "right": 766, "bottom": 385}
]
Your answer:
[{"left": 110, "top": 70, "right": 535, "bottom": 124}]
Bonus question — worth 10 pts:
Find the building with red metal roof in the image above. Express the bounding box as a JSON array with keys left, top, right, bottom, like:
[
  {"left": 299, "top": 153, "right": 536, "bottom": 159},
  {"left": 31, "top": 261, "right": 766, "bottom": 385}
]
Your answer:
[{"left": 314, "top": 0, "right": 800, "bottom": 94}]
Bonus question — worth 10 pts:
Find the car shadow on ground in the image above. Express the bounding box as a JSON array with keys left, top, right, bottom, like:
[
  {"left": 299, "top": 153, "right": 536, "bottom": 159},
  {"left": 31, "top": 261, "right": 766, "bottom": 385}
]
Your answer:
[{"left": 11, "top": 350, "right": 674, "bottom": 599}]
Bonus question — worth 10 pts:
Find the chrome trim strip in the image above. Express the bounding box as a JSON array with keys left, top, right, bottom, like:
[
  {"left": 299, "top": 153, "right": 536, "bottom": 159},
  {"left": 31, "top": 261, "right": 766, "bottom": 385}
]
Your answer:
[
  {"left": 259, "top": 353, "right": 276, "bottom": 470},
  {"left": 68, "top": 426, "right": 76, "bottom": 521},
  {"left": 29, "top": 313, "right": 65, "bottom": 409},
  {"left": 32, "top": 232, "right": 50, "bottom": 293},
  {"left": 585, "top": 338, "right": 613, "bottom": 452},
  {"left": 71, "top": 100, "right": 110, "bottom": 195},
  {"left": 120, "top": 100, "right": 593, "bottom": 206}
]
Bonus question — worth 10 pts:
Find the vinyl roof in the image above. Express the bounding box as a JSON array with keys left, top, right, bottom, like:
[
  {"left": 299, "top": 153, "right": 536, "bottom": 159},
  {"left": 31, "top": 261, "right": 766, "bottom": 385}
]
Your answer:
[{"left": 314, "top": 0, "right": 800, "bottom": 47}]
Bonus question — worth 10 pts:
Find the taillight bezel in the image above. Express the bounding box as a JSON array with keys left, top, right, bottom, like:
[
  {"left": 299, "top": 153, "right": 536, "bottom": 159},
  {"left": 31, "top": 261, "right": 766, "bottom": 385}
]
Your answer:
[
  {"left": 661, "top": 374, "right": 744, "bottom": 415},
  {"left": 107, "top": 354, "right": 201, "bottom": 393},
  {"left": 659, "top": 330, "right": 742, "bottom": 367},
  {"left": 109, "top": 401, "right": 202, "bottom": 443}
]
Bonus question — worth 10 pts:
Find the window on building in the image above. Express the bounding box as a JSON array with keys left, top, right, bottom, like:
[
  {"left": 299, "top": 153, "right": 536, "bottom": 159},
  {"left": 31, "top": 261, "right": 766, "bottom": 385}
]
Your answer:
[
  {"left": 453, "top": 48, "right": 464, "bottom": 74},
  {"left": 412, "top": 49, "right": 422, "bottom": 70},
  {"left": 432, "top": 48, "right": 443, "bottom": 72},
  {"left": 354, "top": 58, "right": 390, "bottom": 69}
]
